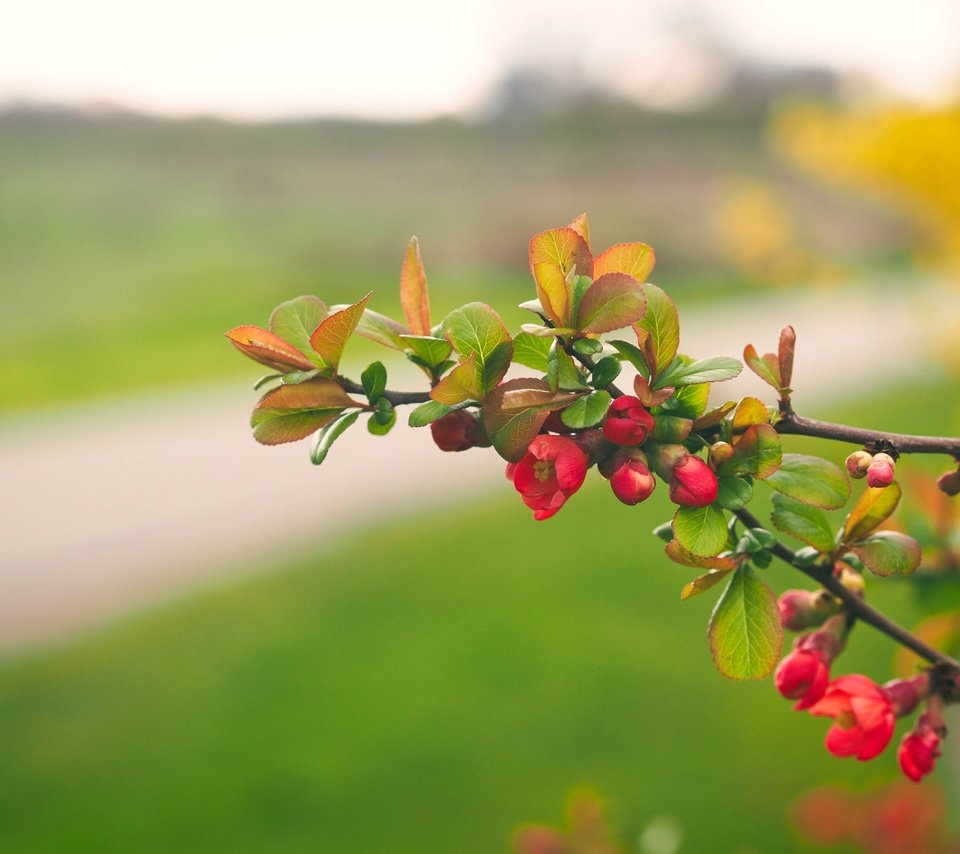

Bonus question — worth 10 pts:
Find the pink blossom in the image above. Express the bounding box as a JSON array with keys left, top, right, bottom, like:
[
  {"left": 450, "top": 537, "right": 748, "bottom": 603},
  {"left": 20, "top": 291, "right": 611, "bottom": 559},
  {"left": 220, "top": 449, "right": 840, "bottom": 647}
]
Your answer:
[
  {"left": 601, "top": 395, "right": 654, "bottom": 446},
  {"left": 609, "top": 458, "right": 656, "bottom": 506},
  {"left": 898, "top": 711, "right": 945, "bottom": 783}
]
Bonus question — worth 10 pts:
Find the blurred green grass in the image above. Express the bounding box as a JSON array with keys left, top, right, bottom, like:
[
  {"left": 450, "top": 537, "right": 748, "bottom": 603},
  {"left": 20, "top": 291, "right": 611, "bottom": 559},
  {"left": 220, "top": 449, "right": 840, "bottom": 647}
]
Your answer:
[
  {"left": 0, "top": 110, "right": 902, "bottom": 414},
  {"left": 1, "top": 381, "right": 957, "bottom": 852}
]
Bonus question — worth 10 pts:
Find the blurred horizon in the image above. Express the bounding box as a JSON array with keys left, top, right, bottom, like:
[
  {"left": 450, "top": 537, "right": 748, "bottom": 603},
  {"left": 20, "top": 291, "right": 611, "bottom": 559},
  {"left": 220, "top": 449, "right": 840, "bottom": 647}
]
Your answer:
[{"left": 3, "top": 0, "right": 960, "bottom": 123}]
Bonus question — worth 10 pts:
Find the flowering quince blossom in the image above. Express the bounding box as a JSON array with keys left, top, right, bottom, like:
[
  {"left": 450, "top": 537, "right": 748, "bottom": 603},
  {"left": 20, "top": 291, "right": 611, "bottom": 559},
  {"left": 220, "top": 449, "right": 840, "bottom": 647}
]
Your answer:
[
  {"left": 898, "top": 711, "right": 944, "bottom": 782},
  {"left": 667, "top": 454, "right": 718, "bottom": 507},
  {"left": 808, "top": 674, "right": 896, "bottom": 761},
  {"left": 609, "top": 458, "right": 656, "bottom": 506},
  {"left": 506, "top": 435, "right": 588, "bottom": 521},
  {"left": 601, "top": 395, "right": 654, "bottom": 446}
]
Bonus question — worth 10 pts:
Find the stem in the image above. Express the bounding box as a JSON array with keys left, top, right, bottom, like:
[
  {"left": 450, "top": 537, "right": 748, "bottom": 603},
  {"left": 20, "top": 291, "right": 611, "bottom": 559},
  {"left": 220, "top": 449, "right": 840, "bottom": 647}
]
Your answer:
[
  {"left": 338, "top": 378, "right": 431, "bottom": 407},
  {"left": 563, "top": 342, "right": 626, "bottom": 398},
  {"left": 734, "top": 508, "right": 960, "bottom": 674},
  {"left": 776, "top": 404, "right": 960, "bottom": 458}
]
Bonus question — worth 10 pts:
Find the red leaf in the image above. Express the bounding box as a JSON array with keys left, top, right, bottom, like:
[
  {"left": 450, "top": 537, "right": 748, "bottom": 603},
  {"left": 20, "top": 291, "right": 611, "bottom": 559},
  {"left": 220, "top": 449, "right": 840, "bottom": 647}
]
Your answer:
[
  {"left": 400, "top": 236, "right": 431, "bottom": 336},
  {"left": 225, "top": 326, "right": 317, "bottom": 372}
]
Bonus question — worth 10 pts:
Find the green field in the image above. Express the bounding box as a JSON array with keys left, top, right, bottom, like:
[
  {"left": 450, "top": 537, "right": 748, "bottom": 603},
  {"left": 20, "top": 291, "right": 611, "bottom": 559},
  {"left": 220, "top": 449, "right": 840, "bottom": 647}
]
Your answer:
[
  {"left": 1, "top": 383, "right": 957, "bottom": 852},
  {"left": 0, "top": 109, "right": 903, "bottom": 414}
]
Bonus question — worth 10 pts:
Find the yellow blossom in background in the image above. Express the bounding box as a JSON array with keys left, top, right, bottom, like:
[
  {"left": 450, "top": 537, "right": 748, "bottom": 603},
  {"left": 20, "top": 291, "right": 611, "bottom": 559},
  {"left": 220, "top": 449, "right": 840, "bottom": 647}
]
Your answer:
[{"left": 773, "top": 102, "right": 960, "bottom": 273}]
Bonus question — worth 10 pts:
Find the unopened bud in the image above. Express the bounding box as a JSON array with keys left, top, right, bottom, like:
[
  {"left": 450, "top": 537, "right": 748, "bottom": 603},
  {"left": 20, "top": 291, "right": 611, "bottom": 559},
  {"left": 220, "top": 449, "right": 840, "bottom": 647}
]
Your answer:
[
  {"left": 883, "top": 673, "right": 930, "bottom": 718},
  {"left": 845, "top": 450, "right": 873, "bottom": 479},
  {"left": 601, "top": 395, "right": 654, "bottom": 446},
  {"left": 778, "top": 589, "right": 842, "bottom": 631},
  {"left": 610, "top": 458, "right": 656, "bottom": 506},
  {"left": 836, "top": 565, "right": 866, "bottom": 597},
  {"left": 709, "top": 441, "right": 734, "bottom": 469},
  {"left": 866, "top": 452, "right": 896, "bottom": 488},
  {"left": 668, "top": 454, "right": 719, "bottom": 508},
  {"left": 575, "top": 428, "right": 610, "bottom": 466},
  {"left": 430, "top": 410, "right": 482, "bottom": 452},
  {"left": 937, "top": 468, "right": 960, "bottom": 496}
]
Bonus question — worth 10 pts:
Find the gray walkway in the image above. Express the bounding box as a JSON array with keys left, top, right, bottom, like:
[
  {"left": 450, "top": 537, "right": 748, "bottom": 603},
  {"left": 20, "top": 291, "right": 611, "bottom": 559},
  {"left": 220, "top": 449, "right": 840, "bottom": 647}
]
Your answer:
[{"left": 3, "top": 280, "right": 958, "bottom": 650}]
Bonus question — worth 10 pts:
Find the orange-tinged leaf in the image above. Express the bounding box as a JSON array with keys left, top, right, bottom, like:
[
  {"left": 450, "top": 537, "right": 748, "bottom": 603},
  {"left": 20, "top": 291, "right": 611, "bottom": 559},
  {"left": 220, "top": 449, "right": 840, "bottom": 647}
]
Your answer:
[
  {"left": 843, "top": 482, "right": 902, "bottom": 543},
  {"left": 250, "top": 378, "right": 359, "bottom": 445},
  {"left": 483, "top": 378, "right": 571, "bottom": 461},
  {"left": 666, "top": 539, "right": 739, "bottom": 570},
  {"left": 682, "top": 569, "right": 736, "bottom": 600},
  {"left": 633, "top": 283, "right": 679, "bottom": 375},
  {"left": 309, "top": 292, "right": 371, "bottom": 371},
  {"left": 592, "top": 242, "right": 655, "bottom": 281},
  {"left": 355, "top": 308, "right": 409, "bottom": 350},
  {"left": 567, "top": 212, "right": 591, "bottom": 249},
  {"left": 692, "top": 402, "right": 736, "bottom": 431},
  {"left": 743, "top": 343, "right": 781, "bottom": 390},
  {"left": 400, "top": 236, "right": 431, "bottom": 336},
  {"left": 269, "top": 295, "right": 328, "bottom": 363},
  {"left": 499, "top": 387, "right": 580, "bottom": 412},
  {"left": 732, "top": 396, "right": 770, "bottom": 432},
  {"left": 226, "top": 325, "right": 317, "bottom": 372},
  {"left": 532, "top": 262, "right": 570, "bottom": 328},
  {"left": 529, "top": 227, "right": 593, "bottom": 326},
  {"left": 576, "top": 272, "right": 647, "bottom": 334},
  {"left": 632, "top": 374, "right": 674, "bottom": 407},
  {"left": 429, "top": 353, "right": 482, "bottom": 405},
  {"left": 779, "top": 325, "right": 796, "bottom": 391}
]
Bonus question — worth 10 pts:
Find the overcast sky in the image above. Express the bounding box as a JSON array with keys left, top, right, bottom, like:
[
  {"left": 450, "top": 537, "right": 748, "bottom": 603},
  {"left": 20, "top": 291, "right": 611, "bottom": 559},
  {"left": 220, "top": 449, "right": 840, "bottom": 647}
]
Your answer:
[{"left": 3, "top": 0, "right": 959, "bottom": 119}]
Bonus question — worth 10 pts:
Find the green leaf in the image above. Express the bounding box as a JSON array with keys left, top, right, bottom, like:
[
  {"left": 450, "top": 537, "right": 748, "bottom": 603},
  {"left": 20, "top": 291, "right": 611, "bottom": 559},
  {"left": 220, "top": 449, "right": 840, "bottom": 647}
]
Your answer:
[
  {"left": 708, "top": 566, "right": 783, "bottom": 680},
  {"left": 576, "top": 272, "right": 647, "bottom": 334},
  {"left": 673, "top": 504, "right": 729, "bottom": 557},
  {"left": 354, "top": 308, "right": 409, "bottom": 350},
  {"left": 766, "top": 453, "right": 850, "bottom": 510},
  {"left": 654, "top": 356, "right": 743, "bottom": 390},
  {"left": 843, "top": 483, "right": 902, "bottom": 543},
  {"left": 656, "top": 383, "right": 709, "bottom": 420},
  {"left": 608, "top": 339, "right": 649, "bottom": 377},
  {"left": 547, "top": 344, "right": 588, "bottom": 392},
  {"left": 269, "top": 295, "right": 328, "bottom": 366},
  {"left": 483, "top": 378, "right": 568, "bottom": 461},
  {"left": 634, "top": 283, "right": 679, "bottom": 374},
  {"left": 850, "top": 531, "right": 921, "bottom": 576},
  {"left": 408, "top": 400, "right": 456, "bottom": 428},
  {"left": 368, "top": 401, "right": 396, "bottom": 436},
  {"left": 251, "top": 378, "right": 358, "bottom": 445},
  {"left": 560, "top": 390, "right": 611, "bottom": 429},
  {"left": 716, "top": 475, "right": 753, "bottom": 511},
  {"left": 400, "top": 335, "right": 452, "bottom": 370},
  {"left": 572, "top": 337, "right": 603, "bottom": 356},
  {"left": 665, "top": 539, "right": 739, "bottom": 570},
  {"left": 309, "top": 293, "right": 372, "bottom": 372},
  {"left": 430, "top": 353, "right": 482, "bottom": 405},
  {"left": 652, "top": 415, "right": 692, "bottom": 442},
  {"left": 360, "top": 361, "right": 387, "bottom": 403},
  {"left": 589, "top": 356, "right": 622, "bottom": 389},
  {"left": 513, "top": 331, "right": 553, "bottom": 372},
  {"left": 280, "top": 369, "right": 321, "bottom": 385},
  {"left": 310, "top": 410, "right": 361, "bottom": 465},
  {"left": 717, "top": 424, "right": 782, "bottom": 480},
  {"left": 442, "top": 303, "right": 514, "bottom": 396},
  {"left": 770, "top": 494, "right": 835, "bottom": 552}
]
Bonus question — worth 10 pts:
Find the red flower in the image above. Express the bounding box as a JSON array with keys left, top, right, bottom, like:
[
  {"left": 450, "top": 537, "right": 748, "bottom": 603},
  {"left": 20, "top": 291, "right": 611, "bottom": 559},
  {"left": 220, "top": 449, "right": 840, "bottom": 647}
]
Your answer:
[
  {"left": 668, "top": 454, "right": 718, "bottom": 508},
  {"left": 430, "top": 410, "right": 481, "bottom": 452},
  {"left": 898, "top": 710, "right": 945, "bottom": 783},
  {"left": 866, "top": 452, "right": 896, "bottom": 488},
  {"left": 609, "top": 458, "right": 656, "bottom": 506},
  {"left": 602, "top": 395, "right": 654, "bottom": 446},
  {"left": 507, "top": 435, "right": 588, "bottom": 521},
  {"left": 776, "top": 649, "right": 831, "bottom": 710},
  {"left": 809, "top": 674, "right": 896, "bottom": 761}
]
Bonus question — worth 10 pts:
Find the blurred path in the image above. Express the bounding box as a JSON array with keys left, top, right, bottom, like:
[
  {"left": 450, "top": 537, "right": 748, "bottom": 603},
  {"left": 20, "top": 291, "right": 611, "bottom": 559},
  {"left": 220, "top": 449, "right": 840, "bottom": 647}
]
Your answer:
[{"left": 3, "top": 279, "right": 959, "bottom": 651}]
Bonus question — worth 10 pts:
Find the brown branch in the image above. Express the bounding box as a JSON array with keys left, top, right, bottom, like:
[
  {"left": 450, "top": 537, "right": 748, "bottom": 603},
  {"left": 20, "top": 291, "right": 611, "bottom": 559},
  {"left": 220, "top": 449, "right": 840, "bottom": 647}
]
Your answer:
[
  {"left": 776, "top": 404, "right": 960, "bottom": 458},
  {"left": 562, "top": 342, "right": 626, "bottom": 399},
  {"left": 338, "top": 378, "right": 432, "bottom": 407},
  {"left": 733, "top": 507, "right": 960, "bottom": 678}
]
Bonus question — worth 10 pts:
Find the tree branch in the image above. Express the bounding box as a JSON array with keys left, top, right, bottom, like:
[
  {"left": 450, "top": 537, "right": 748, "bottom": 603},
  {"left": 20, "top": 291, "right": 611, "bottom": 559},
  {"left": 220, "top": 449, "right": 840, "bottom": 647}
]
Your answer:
[
  {"left": 733, "top": 507, "right": 960, "bottom": 679},
  {"left": 563, "top": 342, "right": 626, "bottom": 398},
  {"left": 776, "top": 405, "right": 960, "bottom": 458},
  {"left": 338, "top": 378, "right": 432, "bottom": 407}
]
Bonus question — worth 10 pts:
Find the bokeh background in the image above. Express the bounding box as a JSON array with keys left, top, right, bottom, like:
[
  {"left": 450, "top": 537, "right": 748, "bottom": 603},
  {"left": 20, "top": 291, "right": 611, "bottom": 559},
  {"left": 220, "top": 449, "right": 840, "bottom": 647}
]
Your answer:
[{"left": 3, "top": 1, "right": 960, "bottom": 851}]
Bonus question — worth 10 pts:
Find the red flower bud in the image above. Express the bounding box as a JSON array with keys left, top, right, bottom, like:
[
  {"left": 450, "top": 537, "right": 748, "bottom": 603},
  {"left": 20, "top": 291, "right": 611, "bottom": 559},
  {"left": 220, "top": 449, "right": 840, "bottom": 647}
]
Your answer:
[
  {"left": 866, "top": 452, "right": 896, "bottom": 488},
  {"left": 778, "top": 589, "right": 840, "bottom": 631},
  {"left": 898, "top": 711, "right": 945, "bottom": 783},
  {"left": 809, "top": 674, "right": 895, "bottom": 761},
  {"left": 610, "top": 458, "right": 656, "bottom": 506},
  {"left": 602, "top": 395, "right": 654, "bottom": 446},
  {"left": 845, "top": 450, "right": 873, "bottom": 479},
  {"left": 507, "top": 435, "right": 588, "bottom": 521},
  {"left": 668, "top": 454, "right": 718, "bottom": 508},
  {"left": 430, "top": 410, "right": 482, "bottom": 452},
  {"left": 775, "top": 648, "right": 831, "bottom": 709}
]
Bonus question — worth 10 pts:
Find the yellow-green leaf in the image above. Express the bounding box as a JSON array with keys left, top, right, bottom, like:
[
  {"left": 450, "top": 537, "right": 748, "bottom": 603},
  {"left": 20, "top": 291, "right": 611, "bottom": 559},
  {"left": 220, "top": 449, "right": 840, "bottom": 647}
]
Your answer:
[
  {"left": 843, "top": 483, "right": 902, "bottom": 543},
  {"left": 250, "top": 378, "right": 359, "bottom": 445},
  {"left": 576, "top": 273, "right": 647, "bottom": 334},
  {"left": 634, "top": 283, "right": 679, "bottom": 374},
  {"left": 592, "top": 241, "right": 655, "bottom": 281},
  {"left": 430, "top": 353, "right": 482, "bottom": 405},
  {"left": 269, "top": 295, "right": 328, "bottom": 365},
  {"left": 766, "top": 453, "right": 850, "bottom": 510},
  {"left": 309, "top": 293, "right": 371, "bottom": 371}
]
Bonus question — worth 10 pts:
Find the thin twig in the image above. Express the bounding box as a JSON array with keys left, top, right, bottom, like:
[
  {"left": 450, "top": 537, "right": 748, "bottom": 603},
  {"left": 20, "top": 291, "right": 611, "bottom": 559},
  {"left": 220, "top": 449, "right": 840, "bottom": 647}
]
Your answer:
[{"left": 338, "top": 378, "right": 432, "bottom": 407}]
